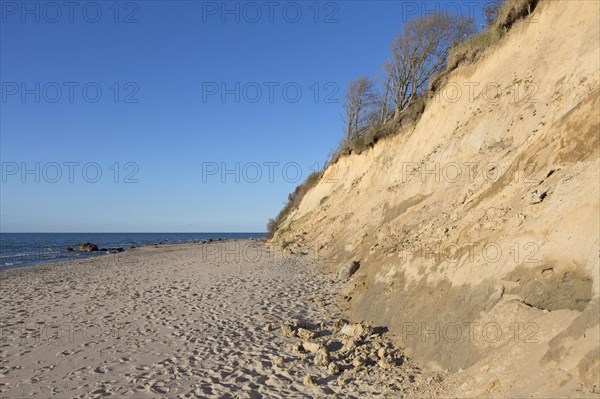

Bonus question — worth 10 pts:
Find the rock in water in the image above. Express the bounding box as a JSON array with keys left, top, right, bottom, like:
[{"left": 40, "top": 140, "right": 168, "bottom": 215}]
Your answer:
[
  {"left": 77, "top": 242, "right": 98, "bottom": 252},
  {"left": 338, "top": 260, "right": 360, "bottom": 280}
]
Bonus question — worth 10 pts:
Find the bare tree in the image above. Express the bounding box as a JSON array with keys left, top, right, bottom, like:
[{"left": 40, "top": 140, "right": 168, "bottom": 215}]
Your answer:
[
  {"left": 386, "top": 13, "right": 476, "bottom": 112},
  {"left": 483, "top": 0, "right": 504, "bottom": 27},
  {"left": 341, "top": 77, "right": 379, "bottom": 144},
  {"left": 379, "top": 75, "right": 393, "bottom": 124}
]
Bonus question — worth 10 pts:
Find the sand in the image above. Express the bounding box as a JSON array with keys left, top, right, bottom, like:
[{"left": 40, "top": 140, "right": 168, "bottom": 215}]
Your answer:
[{"left": 0, "top": 240, "right": 424, "bottom": 398}]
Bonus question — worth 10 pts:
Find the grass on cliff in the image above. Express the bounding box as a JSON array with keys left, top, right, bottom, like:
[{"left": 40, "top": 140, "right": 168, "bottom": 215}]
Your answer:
[
  {"left": 447, "top": 0, "right": 538, "bottom": 72},
  {"left": 266, "top": 171, "right": 322, "bottom": 238},
  {"left": 447, "top": 26, "right": 505, "bottom": 71}
]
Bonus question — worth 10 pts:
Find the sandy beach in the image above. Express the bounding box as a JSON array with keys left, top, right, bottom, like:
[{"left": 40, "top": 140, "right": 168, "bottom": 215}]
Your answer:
[{"left": 0, "top": 240, "right": 424, "bottom": 398}]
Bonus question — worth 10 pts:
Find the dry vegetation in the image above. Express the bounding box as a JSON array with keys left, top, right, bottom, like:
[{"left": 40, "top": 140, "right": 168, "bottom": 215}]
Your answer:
[
  {"left": 443, "top": 0, "right": 539, "bottom": 81},
  {"left": 266, "top": 171, "right": 322, "bottom": 238},
  {"left": 446, "top": 26, "right": 505, "bottom": 72}
]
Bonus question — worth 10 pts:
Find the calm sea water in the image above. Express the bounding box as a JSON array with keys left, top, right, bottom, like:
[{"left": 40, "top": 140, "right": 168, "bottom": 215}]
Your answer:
[{"left": 0, "top": 233, "right": 265, "bottom": 271}]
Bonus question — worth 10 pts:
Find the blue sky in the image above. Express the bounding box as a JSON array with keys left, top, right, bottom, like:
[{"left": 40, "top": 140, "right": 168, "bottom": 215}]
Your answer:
[{"left": 0, "top": 1, "right": 487, "bottom": 232}]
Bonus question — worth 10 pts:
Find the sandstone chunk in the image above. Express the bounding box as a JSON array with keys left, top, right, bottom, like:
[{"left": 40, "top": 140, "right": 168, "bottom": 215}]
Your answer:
[
  {"left": 281, "top": 322, "right": 296, "bottom": 338},
  {"left": 313, "top": 348, "right": 331, "bottom": 367},
  {"left": 352, "top": 356, "right": 366, "bottom": 368},
  {"left": 378, "top": 357, "right": 392, "bottom": 369},
  {"left": 378, "top": 347, "right": 388, "bottom": 359},
  {"left": 290, "top": 343, "right": 303, "bottom": 354},
  {"left": 303, "top": 374, "right": 317, "bottom": 386},
  {"left": 301, "top": 341, "right": 322, "bottom": 354},
  {"left": 341, "top": 323, "right": 365, "bottom": 338},
  {"left": 333, "top": 318, "right": 349, "bottom": 331},
  {"left": 338, "top": 260, "right": 360, "bottom": 280},
  {"left": 296, "top": 328, "right": 316, "bottom": 340},
  {"left": 341, "top": 337, "right": 358, "bottom": 353},
  {"left": 327, "top": 362, "right": 340, "bottom": 375}
]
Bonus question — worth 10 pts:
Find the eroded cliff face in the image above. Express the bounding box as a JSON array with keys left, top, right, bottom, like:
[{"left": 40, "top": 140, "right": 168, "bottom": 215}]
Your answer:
[{"left": 270, "top": 0, "right": 600, "bottom": 396}]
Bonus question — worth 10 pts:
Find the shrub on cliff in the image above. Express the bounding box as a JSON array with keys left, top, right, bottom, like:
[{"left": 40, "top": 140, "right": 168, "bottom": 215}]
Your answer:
[
  {"left": 363, "top": 94, "right": 427, "bottom": 150},
  {"left": 496, "top": 0, "right": 540, "bottom": 31}
]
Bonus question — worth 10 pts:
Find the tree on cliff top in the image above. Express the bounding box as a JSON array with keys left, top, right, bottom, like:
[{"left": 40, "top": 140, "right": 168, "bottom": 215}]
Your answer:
[
  {"left": 341, "top": 77, "right": 379, "bottom": 144},
  {"left": 483, "top": 0, "right": 504, "bottom": 27},
  {"left": 386, "top": 12, "right": 476, "bottom": 112}
]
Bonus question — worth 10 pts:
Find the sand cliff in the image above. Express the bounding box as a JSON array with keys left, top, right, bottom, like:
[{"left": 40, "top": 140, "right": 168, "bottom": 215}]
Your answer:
[{"left": 270, "top": 1, "right": 600, "bottom": 396}]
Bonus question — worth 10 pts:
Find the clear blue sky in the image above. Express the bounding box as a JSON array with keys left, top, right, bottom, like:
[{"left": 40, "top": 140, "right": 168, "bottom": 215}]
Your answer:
[{"left": 0, "top": 1, "right": 486, "bottom": 232}]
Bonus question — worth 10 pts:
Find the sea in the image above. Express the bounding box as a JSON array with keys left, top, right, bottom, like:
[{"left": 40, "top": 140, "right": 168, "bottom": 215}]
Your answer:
[{"left": 0, "top": 233, "right": 265, "bottom": 271}]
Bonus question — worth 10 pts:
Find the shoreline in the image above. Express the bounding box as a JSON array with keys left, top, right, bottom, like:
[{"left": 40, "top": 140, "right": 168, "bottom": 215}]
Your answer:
[{"left": 0, "top": 235, "right": 265, "bottom": 272}]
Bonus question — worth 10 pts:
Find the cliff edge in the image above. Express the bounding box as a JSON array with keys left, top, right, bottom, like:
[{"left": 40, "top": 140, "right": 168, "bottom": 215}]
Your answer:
[{"left": 270, "top": 0, "right": 600, "bottom": 396}]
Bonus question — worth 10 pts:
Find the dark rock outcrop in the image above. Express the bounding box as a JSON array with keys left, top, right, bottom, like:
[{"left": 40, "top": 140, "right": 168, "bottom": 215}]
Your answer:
[{"left": 77, "top": 243, "right": 99, "bottom": 252}]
